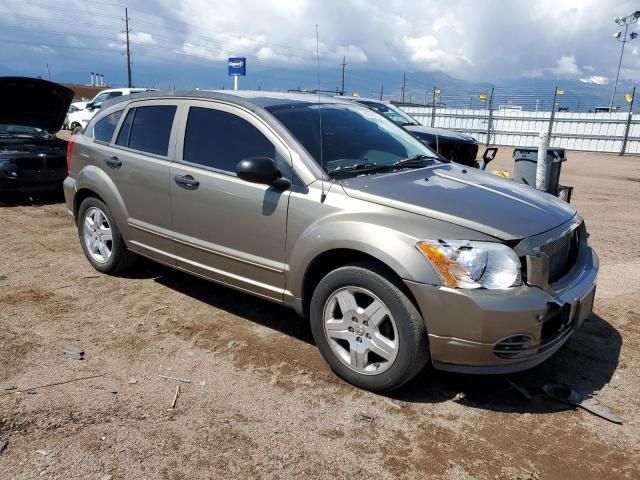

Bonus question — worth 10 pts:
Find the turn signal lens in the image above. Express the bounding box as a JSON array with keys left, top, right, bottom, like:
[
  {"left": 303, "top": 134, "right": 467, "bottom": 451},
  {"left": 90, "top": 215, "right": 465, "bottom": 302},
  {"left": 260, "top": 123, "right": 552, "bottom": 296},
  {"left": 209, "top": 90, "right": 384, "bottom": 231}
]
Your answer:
[{"left": 416, "top": 242, "right": 459, "bottom": 287}]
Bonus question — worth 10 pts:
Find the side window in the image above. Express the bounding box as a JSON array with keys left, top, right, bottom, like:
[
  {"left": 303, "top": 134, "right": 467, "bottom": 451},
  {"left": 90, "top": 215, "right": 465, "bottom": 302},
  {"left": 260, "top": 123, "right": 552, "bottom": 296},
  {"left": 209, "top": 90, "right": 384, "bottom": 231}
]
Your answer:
[
  {"left": 183, "top": 107, "right": 275, "bottom": 172},
  {"left": 108, "top": 91, "right": 123, "bottom": 99},
  {"left": 127, "top": 105, "right": 177, "bottom": 156},
  {"left": 116, "top": 109, "right": 134, "bottom": 146},
  {"left": 92, "top": 92, "right": 110, "bottom": 107},
  {"left": 93, "top": 110, "right": 123, "bottom": 143}
]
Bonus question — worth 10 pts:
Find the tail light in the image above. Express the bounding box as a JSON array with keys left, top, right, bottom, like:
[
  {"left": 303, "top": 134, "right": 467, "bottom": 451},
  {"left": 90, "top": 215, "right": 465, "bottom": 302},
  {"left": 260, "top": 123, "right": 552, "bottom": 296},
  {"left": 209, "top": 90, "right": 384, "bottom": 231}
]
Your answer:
[{"left": 66, "top": 136, "right": 75, "bottom": 173}]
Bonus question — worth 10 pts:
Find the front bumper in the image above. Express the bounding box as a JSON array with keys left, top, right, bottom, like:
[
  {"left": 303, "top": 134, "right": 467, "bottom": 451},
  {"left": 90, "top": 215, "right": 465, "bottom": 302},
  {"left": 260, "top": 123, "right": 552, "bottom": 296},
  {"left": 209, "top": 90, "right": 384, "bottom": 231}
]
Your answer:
[
  {"left": 404, "top": 244, "right": 598, "bottom": 374},
  {"left": 0, "top": 163, "right": 66, "bottom": 192}
]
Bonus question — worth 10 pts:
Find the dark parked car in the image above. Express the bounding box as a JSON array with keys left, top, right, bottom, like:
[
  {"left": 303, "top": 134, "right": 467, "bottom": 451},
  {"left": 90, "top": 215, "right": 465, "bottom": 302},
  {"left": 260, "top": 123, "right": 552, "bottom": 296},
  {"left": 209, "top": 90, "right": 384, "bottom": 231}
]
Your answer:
[
  {"left": 0, "top": 77, "right": 73, "bottom": 192},
  {"left": 346, "top": 97, "right": 482, "bottom": 168}
]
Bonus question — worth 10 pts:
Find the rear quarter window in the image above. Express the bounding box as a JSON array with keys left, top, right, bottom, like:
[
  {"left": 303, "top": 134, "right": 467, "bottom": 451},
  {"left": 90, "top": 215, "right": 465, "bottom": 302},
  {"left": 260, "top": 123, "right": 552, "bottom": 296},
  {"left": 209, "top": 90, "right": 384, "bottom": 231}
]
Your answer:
[{"left": 93, "top": 110, "right": 123, "bottom": 143}]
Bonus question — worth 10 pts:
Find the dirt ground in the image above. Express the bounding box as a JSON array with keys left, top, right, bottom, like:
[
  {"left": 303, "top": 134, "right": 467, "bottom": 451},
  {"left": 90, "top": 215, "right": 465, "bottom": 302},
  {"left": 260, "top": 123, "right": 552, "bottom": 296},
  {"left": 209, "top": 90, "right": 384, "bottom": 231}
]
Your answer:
[{"left": 1, "top": 143, "right": 639, "bottom": 479}]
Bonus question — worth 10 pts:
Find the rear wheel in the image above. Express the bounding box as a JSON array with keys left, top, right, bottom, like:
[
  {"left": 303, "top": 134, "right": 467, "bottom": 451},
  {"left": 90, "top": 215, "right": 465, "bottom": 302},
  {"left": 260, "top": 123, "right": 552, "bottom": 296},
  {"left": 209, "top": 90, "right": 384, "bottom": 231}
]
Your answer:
[
  {"left": 310, "top": 261, "right": 429, "bottom": 392},
  {"left": 77, "top": 197, "right": 135, "bottom": 274}
]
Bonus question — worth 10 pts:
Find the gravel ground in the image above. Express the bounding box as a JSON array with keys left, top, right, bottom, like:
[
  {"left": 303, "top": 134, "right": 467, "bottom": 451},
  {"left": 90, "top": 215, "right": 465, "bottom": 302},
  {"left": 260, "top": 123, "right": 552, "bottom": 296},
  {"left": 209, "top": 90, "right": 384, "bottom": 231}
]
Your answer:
[{"left": 1, "top": 144, "right": 639, "bottom": 479}]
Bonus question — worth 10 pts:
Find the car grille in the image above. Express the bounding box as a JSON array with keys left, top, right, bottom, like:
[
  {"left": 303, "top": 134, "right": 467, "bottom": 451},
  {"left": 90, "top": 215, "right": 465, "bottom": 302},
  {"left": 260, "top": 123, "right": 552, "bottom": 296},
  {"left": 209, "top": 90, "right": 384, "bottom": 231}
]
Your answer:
[
  {"left": 493, "top": 304, "right": 573, "bottom": 359},
  {"left": 15, "top": 156, "right": 66, "bottom": 171},
  {"left": 45, "top": 157, "right": 66, "bottom": 169},
  {"left": 494, "top": 334, "right": 534, "bottom": 359},
  {"left": 15, "top": 157, "right": 44, "bottom": 170},
  {"left": 542, "top": 224, "right": 582, "bottom": 284}
]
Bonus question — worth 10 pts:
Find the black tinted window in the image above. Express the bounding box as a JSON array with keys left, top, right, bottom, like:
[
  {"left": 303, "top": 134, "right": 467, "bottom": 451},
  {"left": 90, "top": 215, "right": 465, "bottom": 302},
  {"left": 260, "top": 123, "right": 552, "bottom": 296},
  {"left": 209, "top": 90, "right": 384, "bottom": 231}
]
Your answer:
[
  {"left": 108, "top": 91, "right": 123, "bottom": 99},
  {"left": 183, "top": 107, "right": 275, "bottom": 172},
  {"left": 127, "top": 105, "right": 176, "bottom": 156},
  {"left": 116, "top": 109, "right": 134, "bottom": 146},
  {"left": 93, "top": 110, "right": 122, "bottom": 142}
]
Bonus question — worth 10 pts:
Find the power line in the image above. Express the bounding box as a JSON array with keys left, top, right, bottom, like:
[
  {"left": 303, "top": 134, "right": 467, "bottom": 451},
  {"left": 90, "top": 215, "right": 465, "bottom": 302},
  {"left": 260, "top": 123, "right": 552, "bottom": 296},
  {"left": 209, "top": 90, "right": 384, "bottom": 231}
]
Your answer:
[
  {"left": 0, "top": 38, "right": 116, "bottom": 53},
  {"left": 0, "top": 25, "right": 119, "bottom": 42},
  {"left": 7, "top": 13, "right": 122, "bottom": 30}
]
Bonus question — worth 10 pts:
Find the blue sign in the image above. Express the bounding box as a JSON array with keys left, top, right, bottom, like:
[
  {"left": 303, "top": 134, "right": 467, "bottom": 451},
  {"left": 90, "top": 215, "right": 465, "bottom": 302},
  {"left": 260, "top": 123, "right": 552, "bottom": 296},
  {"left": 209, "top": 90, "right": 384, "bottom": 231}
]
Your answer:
[{"left": 228, "top": 57, "right": 246, "bottom": 76}]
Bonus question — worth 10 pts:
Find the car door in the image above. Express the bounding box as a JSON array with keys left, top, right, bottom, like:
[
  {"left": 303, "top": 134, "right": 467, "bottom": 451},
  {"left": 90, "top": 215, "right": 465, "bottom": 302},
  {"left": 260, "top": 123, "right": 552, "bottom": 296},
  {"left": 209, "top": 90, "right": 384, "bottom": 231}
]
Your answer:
[
  {"left": 97, "top": 99, "right": 180, "bottom": 264},
  {"left": 170, "top": 100, "right": 291, "bottom": 301}
]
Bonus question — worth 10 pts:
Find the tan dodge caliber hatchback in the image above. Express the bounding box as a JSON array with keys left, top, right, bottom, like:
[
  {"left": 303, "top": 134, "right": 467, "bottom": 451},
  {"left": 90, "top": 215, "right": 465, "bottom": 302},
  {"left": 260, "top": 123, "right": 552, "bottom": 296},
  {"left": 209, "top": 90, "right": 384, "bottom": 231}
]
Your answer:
[{"left": 64, "top": 90, "right": 598, "bottom": 391}]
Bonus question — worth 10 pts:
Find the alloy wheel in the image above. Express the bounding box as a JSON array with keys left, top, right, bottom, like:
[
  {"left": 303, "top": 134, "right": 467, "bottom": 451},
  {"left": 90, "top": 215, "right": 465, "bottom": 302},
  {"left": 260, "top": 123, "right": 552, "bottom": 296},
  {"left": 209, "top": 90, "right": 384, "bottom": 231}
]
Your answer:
[
  {"left": 82, "top": 206, "right": 113, "bottom": 264},
  {"left": 322, "top": 286, "right": 399, "bottom": 375}
]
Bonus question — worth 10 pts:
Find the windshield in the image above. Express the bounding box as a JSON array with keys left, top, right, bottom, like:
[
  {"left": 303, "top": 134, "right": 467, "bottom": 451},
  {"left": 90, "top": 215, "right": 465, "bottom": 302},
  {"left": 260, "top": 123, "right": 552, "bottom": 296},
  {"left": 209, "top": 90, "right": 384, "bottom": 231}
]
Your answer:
[
  {"left": 355, "top": 100, "right": 418, "bottom": 126},
  {"left": 0, "top": 124, "right": 45, "bottom": 135},
  {"left": 266, "top": 102, "right": 438, "bottom": 176}
]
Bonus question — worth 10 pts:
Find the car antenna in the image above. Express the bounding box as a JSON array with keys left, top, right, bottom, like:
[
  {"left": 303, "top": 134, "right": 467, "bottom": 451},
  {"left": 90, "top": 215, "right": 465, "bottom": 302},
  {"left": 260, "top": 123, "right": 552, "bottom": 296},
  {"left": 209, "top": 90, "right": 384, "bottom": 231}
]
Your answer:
[{"left": 316, "top": 24, "right": 327, "bottom": 203}]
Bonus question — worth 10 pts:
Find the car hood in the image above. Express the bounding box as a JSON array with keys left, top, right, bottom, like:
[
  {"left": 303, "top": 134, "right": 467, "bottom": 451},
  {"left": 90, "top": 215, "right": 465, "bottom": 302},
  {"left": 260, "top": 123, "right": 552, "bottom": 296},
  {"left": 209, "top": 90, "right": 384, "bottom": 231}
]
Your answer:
[
  {"left": 0, "top": 77, "right": 74, "bottom": 132},
  {"left": 404, "top": 125, "right": 476, "bottom": 144},
  {"left": 340, "top": 163, "right": 576, "bottom": 240}
]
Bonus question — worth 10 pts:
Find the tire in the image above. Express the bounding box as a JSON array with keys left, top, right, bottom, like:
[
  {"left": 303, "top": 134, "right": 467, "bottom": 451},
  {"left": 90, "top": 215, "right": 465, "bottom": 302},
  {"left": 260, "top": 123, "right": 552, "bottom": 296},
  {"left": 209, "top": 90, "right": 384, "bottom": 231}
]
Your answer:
[
  {"left": 310, "top": 261, "right": 429, "bottom": 392},
  {"left": 77, "top": 197, "right": 135, "bottom": 274}
]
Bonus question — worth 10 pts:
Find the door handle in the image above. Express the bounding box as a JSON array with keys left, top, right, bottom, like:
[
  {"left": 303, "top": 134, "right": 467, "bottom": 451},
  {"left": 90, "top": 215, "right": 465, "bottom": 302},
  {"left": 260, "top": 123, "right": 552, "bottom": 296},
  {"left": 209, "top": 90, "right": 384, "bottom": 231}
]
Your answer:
[
  {"left": 105, "top": 156, "right": 122, "bottom": 169},
  {"left": 174, "top": 174, "right": 200, "bottom": 190}
]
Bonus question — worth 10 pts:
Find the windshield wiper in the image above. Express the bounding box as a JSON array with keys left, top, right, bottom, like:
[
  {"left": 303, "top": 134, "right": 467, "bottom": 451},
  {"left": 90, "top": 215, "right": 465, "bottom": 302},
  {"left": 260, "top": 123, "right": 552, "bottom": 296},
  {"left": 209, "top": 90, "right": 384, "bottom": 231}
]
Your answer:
[
  {"left": 400, "top": 122, "right": 419, "bottom": 127},
  {"left": 328, "top": 162, "right": 391, "bottom": 177},
  {"left": 393, "top": 154, "right": 436, "bottom": 168}
]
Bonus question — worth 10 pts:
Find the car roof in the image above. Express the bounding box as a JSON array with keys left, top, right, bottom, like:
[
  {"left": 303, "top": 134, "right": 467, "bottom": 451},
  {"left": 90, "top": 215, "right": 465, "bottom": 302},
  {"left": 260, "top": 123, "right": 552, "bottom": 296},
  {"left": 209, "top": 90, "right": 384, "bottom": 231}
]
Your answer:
[
  {"left": 336, "top": 96, "right": 386, "bottom": 104},
  {"left": 101, "top": 89, "right": 355, "bottom": 111}
]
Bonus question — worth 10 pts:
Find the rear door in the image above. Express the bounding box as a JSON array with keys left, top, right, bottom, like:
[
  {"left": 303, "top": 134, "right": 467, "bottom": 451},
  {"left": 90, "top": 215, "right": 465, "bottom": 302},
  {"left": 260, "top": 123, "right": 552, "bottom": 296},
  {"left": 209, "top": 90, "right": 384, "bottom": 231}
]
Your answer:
[
  {"left": 97, "top": 99, "right": 180, "bottom": 264},
  {"left": 170, "top": 100, "right": 292, "bottom": 301}
]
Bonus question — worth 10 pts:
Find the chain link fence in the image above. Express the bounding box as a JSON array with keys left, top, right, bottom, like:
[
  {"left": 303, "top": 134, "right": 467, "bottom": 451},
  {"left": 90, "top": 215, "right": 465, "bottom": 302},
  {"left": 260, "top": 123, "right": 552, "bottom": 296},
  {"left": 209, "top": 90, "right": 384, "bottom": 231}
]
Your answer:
[{"left": 392, "top": 85, "right": 639, "bottom": 155}]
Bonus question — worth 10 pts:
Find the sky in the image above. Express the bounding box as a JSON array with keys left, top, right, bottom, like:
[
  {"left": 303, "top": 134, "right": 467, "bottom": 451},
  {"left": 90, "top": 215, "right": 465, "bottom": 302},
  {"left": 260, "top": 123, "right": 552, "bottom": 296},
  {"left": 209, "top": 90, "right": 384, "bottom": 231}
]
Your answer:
[{"left": 0, "top": 0, "right": 639, "bottom": 94}]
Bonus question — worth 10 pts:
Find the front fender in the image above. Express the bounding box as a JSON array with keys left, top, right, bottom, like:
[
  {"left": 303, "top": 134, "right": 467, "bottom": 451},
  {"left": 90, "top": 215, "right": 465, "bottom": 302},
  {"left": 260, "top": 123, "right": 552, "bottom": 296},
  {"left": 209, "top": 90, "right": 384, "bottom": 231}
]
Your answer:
[{"left": 287, "top": 219, "right": 443, "bottom": 299}]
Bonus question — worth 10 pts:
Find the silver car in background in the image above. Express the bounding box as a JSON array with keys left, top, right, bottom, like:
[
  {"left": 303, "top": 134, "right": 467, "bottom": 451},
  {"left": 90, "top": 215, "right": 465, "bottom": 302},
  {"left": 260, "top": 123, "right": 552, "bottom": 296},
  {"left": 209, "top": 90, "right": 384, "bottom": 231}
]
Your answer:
[{"left": 63, "top": 91, "right": 598, "bottom": 391}]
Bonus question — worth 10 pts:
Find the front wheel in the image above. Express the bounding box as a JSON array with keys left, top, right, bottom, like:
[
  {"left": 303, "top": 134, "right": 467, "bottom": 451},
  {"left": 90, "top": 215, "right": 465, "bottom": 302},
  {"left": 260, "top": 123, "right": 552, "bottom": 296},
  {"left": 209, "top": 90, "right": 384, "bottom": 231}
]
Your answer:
[{"left": 310, "top": 261, "right": 429, "bottom": 392}]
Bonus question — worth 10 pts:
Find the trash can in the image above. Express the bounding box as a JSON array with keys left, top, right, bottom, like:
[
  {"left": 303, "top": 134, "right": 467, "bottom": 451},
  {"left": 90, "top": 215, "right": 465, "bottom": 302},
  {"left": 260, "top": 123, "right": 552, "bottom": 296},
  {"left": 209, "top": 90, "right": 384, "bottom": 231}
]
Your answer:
[{"left": 513, "top": 148, "right": 566, "bottom": 195}]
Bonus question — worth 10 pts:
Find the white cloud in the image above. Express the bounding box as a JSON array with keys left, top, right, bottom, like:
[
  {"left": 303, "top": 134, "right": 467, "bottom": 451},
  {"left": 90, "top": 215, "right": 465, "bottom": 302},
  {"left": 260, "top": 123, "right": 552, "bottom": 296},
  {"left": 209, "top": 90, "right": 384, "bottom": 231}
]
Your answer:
[
  {"left": 549, "top": 55, "right": 582, "bottom": 77},
  {"left": 579, "top": 75, "right": 609, "bottom": 85},
  {"left": 3, "top": 0, "right": 640, "bottom": 83},
  {"left": 526, "top": 55, "right": 585, "bottom": 79},
  {"left": 118, "top": 31, "right": 156, "bottom": 45},
  {"left": 30, "top": 44, "right": 56, "bottom": 54},
  {"left": 404, "top": 34, "right": 472, "bottom": 70}
]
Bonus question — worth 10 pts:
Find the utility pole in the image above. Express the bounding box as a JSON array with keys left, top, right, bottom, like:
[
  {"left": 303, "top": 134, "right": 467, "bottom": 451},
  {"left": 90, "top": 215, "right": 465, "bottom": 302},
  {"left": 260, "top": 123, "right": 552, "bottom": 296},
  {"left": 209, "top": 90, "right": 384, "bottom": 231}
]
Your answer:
[
  {"left": 340, "top": 56, "right": 346, "bottom": 95},
  {"left": 430, "top": 86, "right": 437, "bottom": 127},
  {"left": 124, "top": 7, "right": 132, "bottom": 88},
  {"left": 380, "top": 84, "right": 384, "bottom": 101},
  {"left": 485, "top": 87, "right": 494, "bottom": 146},
  {"left": 548, "top": 86, "right": 558, "bottom": 139},
  {"left": 45, "top": 63, "right": 51, "bottom": 81},
  {"left": 401, "top": 73, "right": 406, "bottom": 103}
]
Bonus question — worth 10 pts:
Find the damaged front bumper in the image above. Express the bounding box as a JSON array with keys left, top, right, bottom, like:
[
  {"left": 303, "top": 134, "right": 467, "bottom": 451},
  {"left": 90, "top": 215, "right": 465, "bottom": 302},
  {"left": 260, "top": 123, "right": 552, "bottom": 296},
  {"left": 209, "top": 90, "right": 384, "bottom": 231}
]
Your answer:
[{"left": 404, "top": 219, "right": 599, "bottom": 374}]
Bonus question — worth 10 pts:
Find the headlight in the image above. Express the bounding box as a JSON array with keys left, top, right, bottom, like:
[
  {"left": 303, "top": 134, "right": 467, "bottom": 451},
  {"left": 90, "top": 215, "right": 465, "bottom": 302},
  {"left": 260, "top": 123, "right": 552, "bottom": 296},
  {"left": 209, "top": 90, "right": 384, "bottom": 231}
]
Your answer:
[{"left": 416, "top": 240, "right": 522, "bottom": 289}]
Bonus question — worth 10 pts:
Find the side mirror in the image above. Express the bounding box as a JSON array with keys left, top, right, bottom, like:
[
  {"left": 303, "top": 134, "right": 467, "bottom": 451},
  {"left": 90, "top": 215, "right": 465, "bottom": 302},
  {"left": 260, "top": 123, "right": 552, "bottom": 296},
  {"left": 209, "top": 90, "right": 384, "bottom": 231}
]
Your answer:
[
  {"left": 87, "top": 103, "right": 101, "bottom": 111},
  {"left": 236, "top": 157, "right": 291, "bottom": 190},
  {"left": 480, "top": 147, "right": 498, "bottom": 170}
]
